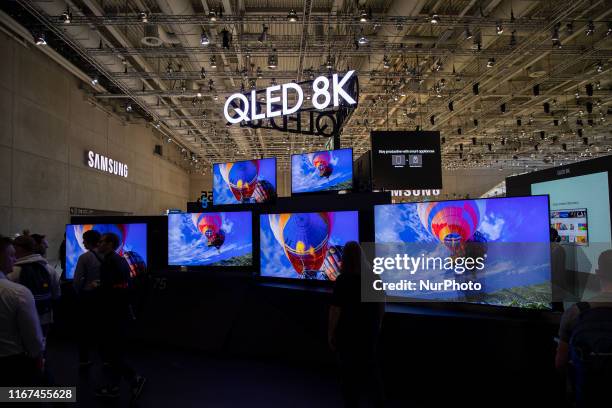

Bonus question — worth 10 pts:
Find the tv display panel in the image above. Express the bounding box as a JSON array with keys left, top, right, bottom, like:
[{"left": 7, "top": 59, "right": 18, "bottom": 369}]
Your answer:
[
  {"left": 370, "top": 130, "right": 442, "bottom": 190},
  {"left": 531, "top": 171, "right": 611, "bottom": 273},
  {"left": 65, "top": 223, "right": 147, "bottom": 280},
  {"left": 168, "top": 212, "right": 252, "bottom": 266},
  {"left": 260, "top": 211, "right": 359, "bottom": 280},
  {"left": 291, "top": 148, "right": 353, "bottom": 194},
  {"left": 374, "top": 196, "right": 552, "bottom": 308},
  {"left": 213, "top": 158, "right": 276, "bottom": 205}
]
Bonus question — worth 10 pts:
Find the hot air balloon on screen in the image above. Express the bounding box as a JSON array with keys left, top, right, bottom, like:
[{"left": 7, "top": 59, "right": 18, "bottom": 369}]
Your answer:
[
  {"left": 192, "top": 213, "right": 226, "bottom": 250},
  {"left": 417, "top": 200, "right": 486, "bottom": 252},
  {"left": 310, "top": 151, "right": 333, "bottom": 178},
  {"left": 219, "top": 160, "right": 259, "bottom": 202},
  {"left": 268, "top": 212, "right": 336, "bottom": 279}
]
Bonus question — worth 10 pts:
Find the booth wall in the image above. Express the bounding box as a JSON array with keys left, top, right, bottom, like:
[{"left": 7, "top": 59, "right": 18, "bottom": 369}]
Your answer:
[{"left": 0, "top": 31, "right": 190, "bottom": 263}]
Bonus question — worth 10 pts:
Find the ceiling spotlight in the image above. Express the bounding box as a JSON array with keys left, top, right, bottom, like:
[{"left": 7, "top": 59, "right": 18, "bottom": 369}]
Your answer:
[
  {"left": 213, "top": 94, "right": 219, "bottom": 101},
  {"left": 383, "top": 55, "right": 390, "bottom": 69},
  {"left": 586, "top": 20, "right": 595, "bottom": 36},
  {"left": 208, "top": 11, "right": 217, "bottom": 22},
  {"left": 139, "top": 12, "right": 148, "bottom": 23},
  {"left": 495, "top": 22, "right": 503, "bottom": 35},
  {"left": 90, "top": 76, "right": 99, "bottom": 86},
  {"left": 200, "top": 32, "right": 210, "bottom": 45},
  {"left": 359, "top": 8, "right": 370, "bottom": 23},
  {"left": 271, "top": 78, "right": 277, "bottom": 86},
  {"left": 35, "top": 32, "right": 46, "bottom": 46},
  {"left": 209, "top": 55, "right": 217, "bottom": 68},
  {"left": 358, "top": 34, "right": 368, "bottom": 45},
  {"left": 566, "top": 22, "right": 574, "bottom": 35},
  {"left": 166, "top": 62, "right": 173, "bottom": 74},
  {"left": 430, "top": 14, "right": 439, "bottom": 24},
  {"left": 126, "top": 103, "right": 133, "bottom": 112},
  {"left": 486, "top": 58, "right": 495, "bottom": 68},
  {"left": 256, "top": 67, "right": 263, "bottom": 79},
  {"left": 267, "top": 50, "right": 278, "bottom": 69},
  {"left": 287, "top": 9, "right": 298, "bottom": 22},
  {"left": 61, "top": 8, "right": 72, "bottom": 24},
  {"left": 434, "top": 60, "right": 443, "bottom": 72},
  {"left": 465, "top": 27, "right": 473, "bottom": 40},
  {"left": 200, "top": 67, "right": 206, "bottom": 79},
  {"left": 596, "top": 60, "right": 604, "bottom": 73},
  {"left": 325, "top": 55, "right": 334, "bottom": 69},
  {"left": 607, "top": 22, "right": 612, "bottom": 36},
  {"left": 258, "top": 25, "right": 269, "bottom": 43},
  {"left": 552, "top": 24, "right": 560, "bottom": 41}
]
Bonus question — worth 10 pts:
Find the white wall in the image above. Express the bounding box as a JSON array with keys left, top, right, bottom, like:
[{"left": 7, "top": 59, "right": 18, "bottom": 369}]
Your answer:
[{"left": 0, "top": 31, "right": 190, "bottom": 263}]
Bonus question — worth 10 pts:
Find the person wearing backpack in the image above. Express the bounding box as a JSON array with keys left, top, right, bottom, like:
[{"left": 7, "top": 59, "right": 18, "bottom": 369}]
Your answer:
[
  {"left": 8, "top": 234, "right": 61, "bottom": 337},
  {"left": 94, "top": 232, "right": 145, "bottom": 401},
  {"left": 556, "top": 249, "right": 612, "bottom": 407}
]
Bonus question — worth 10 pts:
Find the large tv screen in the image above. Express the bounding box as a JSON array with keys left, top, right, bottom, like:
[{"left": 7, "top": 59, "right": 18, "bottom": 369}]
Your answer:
[
  {"left": 213, "top": 158, "right": 277, "bottom": 205},
  {"left": 260, "top": 211, "right": 359, "bottom": 280},
  {"left": 291, "top": 148, "right": 353, "bottom": 194},
  {"left": 168, "top": 212, "right": 252, "bottom": 266},
  {"left": 374, "top": 196, "right": 552, "bottom": 308},
  {"left": 531, "top": 171, "right": 611, "bottom": 273},
  {"left": 370, "top": 130, "right": 442, "bottom": 190},
  {"left": 65, "top": 223, "right": 147, "bottom": 280}
]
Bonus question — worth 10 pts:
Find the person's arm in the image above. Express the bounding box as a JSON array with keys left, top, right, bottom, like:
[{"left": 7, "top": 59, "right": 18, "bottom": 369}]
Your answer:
[
  {"left": 555, "top": 340, "right": 570, "bottom": 370},
  {"left": 49, "top": 266, "right": 61, "bottom": 299},
  {"left": 328, "top": 305, "right": 341, "bottom": 352},
  {"left": 17, "top": 287, "right": 44, "bottom": 358},
  {"left": 73, "top": 254, "right": 88, "bottom": 293}
]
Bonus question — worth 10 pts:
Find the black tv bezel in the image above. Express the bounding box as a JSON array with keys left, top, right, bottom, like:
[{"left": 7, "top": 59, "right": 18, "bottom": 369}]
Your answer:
[
  {"left": 372, "top": 194, "right": 554, "bottom": 312},
  {"left": 167, "top": 209, "right": 255, "bottom": 269},
  {"left": 211, "top": 157, "right": 278, "bottom": 206},
  {"left": 64, "top": 221, "right": 149, "bottom": 280},
  {"left": 289, "top": 147, "right": 354, "bottom": 196},
  {"left": 258, "top": 209, "right": 360, "bottom": 284}
]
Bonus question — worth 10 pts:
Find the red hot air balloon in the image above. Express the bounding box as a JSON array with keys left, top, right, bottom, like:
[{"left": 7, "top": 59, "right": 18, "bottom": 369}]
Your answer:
[
  {"left": 417, "top": 200, "right": 485, "bottom": 252},
  {"left": 219, "top": 160, "right": 260, "bottom": 202},
  {"left": 311, "top": 151, "right": 333, "bottom": 178},
  {"left": 193, "top": 213, "right": 226, "bottom": 250},
  {"left": 268, "top": 212, "right": 334, "bottom": 277}
]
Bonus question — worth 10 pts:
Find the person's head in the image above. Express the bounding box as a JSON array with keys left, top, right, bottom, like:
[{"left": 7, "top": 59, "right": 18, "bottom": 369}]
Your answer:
[
  {"left": 550, "top": 227, "right": 560, "bottom": 243},
  {"left": 98, "top": 233, "right": 120, "bottom": 255},
  {"left": 596, "top": 249, "right": 612, "bottom": 290},
  {"left": 341, "top": 241, "right": 363, "bottom": 276},
  {"left": 82, "top": 230, "right": 101, "bottom": 251},
  {"left": 13, "top": 235, "right": 36, "bottom": 259},
  {"left": 31, "top": 233, "right": 48, "bottom": 257},
  {"left": 0, "top": 236, "right": 16, "bottom": 274}
]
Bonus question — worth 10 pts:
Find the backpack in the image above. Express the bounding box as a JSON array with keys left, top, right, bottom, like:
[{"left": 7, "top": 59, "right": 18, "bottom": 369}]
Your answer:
[
  {"left": 569, "top": 302, "right": 612, "bottom": 407},
  {"left": 19, "top": 262, "right": 53, "bottom": 317}
]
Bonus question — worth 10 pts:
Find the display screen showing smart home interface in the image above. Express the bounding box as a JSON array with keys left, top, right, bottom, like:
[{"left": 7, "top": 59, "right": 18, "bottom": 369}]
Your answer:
[
  {"left": 65, "top": 223, "right": 147, "bottom": 280},
  {"left": 374, "top": 196, "right": 552, "bottom": 309},
  {"left": 260, "top": 211, "right": 359, "bottom": 281},
  {"left": 291, "top": 148, "right": 353, "bottom": 194},
  {"left": 370, "top": 130, "right": 442, "bottom": 190},
  {"left": 532, "top": 171, "right": 611, "bottom": 273},
  {"left": 551, "top": 209, "right": 589, "bottom": 245},
  {"left": 168, "top": 212, "right": 252, "bottom": 266},
  {"left": 213, "top": 158, "right": 277, "bottom": 205}
]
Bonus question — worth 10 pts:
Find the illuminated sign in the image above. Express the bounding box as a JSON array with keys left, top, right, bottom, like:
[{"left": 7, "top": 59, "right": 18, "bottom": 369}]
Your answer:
[
  {"left": 86, "top": 150, "right": 128, "bottom": 178},
  {"left": 223, "top": 71, "right": 358, "bottom": 138}
]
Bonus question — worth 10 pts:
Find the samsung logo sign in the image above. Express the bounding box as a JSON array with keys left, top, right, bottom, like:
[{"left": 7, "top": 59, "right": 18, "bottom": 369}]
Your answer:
[{"left": 86, "top": 150, "right": 128, "bottom": 178}]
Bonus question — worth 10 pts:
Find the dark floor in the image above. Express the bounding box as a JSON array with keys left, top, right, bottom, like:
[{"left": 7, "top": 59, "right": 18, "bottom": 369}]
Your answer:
[{"left": 44, "top": 338, "right": 348, "bottom": 408}]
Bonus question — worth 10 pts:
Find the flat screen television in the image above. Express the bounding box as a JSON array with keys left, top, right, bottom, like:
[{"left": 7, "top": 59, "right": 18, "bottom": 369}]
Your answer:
[
  {"left": 531, "top": 171, "right": 611, "bottom": 273},
  {"left": 65, "top": 223, "right": 147, "bottom": 280},
  {"left": 374, "top": 196, "right": 552, "bottom": 309},
  {"left": 168, "top": 211, "right": 253, "bottom": 266},
  {"left": 291, "top": 148, "right": 353, "bottom": 194},
  {"left": 260, "top": 211, "right": 359, "bottom": 280},
  {"left": 212, "top": 158, "right": 277, "bottom": 205}
]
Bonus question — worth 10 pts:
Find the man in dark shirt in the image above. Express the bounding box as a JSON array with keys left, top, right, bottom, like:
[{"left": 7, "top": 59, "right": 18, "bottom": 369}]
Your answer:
[
  {"left": 329, "top": 242, "right": 385, "bottom": 408},
  {"left": 94, "top": 233, "right": 145, "bottom": 400}
]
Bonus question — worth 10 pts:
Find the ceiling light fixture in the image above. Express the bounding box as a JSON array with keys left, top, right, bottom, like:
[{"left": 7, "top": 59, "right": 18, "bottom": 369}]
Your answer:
[
  {"left": 358, "top": 34, "right": 368, "bottom": 45},
  {"left": 62, "top": 8, "right": 72, "bottom": 24},
  {"left": 126, "top": 103, "right": 133, "bottom": 112},
  {"left": 486, "top": 58, "right": 495, "bottom": 68},
  {"left": 596, "top": 60, "right": 604, "bottom": 73},
  {"left": 200, "top": 67, "right": 206, "bottom": 79},
  {"left": 586, "top": 20, "right": 595, "bottom": 36},
  {"left": 383, "top": 55, "right": 390, "bottom": 69},
  {"left": 209, "top": 55, "right": 217, "bottom": 68},
  {"left": 35, "top": 33, "right": 46, "bottom": 46},
  {"left": 496, "top": 22, "right": 503, "bottom": 35},
  {"left": 465, "top": 27, "right": 473, "bottom": 40},
  {"left": 325, "top": 54, "right": 334, "bottom": 69},
  {"left": 359, "top": 9, "right": 370, "bottom": 23},
  {"left": 208, "top": 11, "right": 217, "bottom": 22},
  {"left": 200, "top": 32, "right": 210, "bottom": 45},
  {"left": 287, "top": 9, "right": 298, "bottom": 22},
  {"left": 139, "top": 12, "right": 148, "bottom": 23},
  {"left": 267, "top": 50, "right": 278, "bottom": 69},
  {"left": 258, "top": 25, "right": 269, "bottom": 43},
  {"left": 90, "top": 76, "right": 99, "bottom": 86},
  {"left": 430, "top": 14, "right": 439, "bottom": 24}
]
